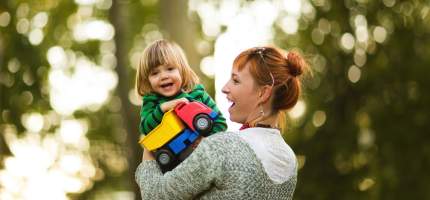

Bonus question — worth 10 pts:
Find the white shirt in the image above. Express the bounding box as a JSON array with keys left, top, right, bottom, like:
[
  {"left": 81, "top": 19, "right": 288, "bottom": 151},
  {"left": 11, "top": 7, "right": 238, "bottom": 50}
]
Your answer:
[{"left": 238, "top": 127, "right": 297, "bottom": 184}]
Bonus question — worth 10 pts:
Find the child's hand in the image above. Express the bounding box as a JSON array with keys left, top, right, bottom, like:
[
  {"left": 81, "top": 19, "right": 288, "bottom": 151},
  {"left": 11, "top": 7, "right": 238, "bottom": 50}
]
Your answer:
[{"left": 160, "top": 98, "right": 189, "bottom": 112}]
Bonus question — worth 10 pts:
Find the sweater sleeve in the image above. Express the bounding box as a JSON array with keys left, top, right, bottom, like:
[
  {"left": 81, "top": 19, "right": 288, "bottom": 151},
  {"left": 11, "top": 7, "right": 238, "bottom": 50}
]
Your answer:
[
  {"left": 189, "top": 85, "right": 228, "bottom": 135},
  {"left": 139, "top": 95, "right": 164, "bottom": 135},
  {"left": 135, "top": 137, "right": 222, "bottom": 199}
]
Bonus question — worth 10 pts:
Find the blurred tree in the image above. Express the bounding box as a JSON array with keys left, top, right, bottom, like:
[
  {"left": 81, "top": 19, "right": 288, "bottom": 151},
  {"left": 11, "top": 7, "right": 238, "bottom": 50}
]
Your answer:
[
  {"left": 2, "top": 0, "right": 430, "bottom": 199},
  {"left": 159, "top": 0, "right": 213, "bottom": 93},
  {"left": 0, "top": 0, "right": 148, "bottom": 199},
  {"left": 1, "top": 0, "right": 209, "bottom": 199},
  {"left": 108, "top": 0, "right": 140, "bottom": 198},
  {"left": 283, "top": 0, "right": 430, "bottom": 199}
]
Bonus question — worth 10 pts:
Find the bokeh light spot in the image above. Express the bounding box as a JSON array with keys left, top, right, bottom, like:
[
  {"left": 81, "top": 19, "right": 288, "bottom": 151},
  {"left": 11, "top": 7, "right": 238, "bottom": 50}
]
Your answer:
[
  {"left": 32, "top": 12, "right": 49, "bottom": 28},
  {"left": 373, "top": 26, "right": 387, "bottom": 43},
  {"left": 289, "top": 100, "right": 306, "bottom": 119},
  {"left": 340, "top": 33, "right": 355, "bottom": 50},
  {"left": 21, "top": 112, "right": 44, "bottom": 133},
  {"left": 312, "top": 110, "right": 326, "bottom": 127},
  {"left": 348, "top": 65, "right": 361, "bottom": 83},
  {"left": 29, "top": 29, "right": 44, "bottom": 45},
  {"left": 0, "top": 12, "right": 11, "bottom": 27}
]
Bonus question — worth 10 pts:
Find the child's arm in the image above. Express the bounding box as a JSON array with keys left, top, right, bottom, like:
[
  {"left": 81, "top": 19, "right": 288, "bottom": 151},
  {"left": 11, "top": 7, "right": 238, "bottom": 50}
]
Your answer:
[
  {"left": 200, "top": 93, "right": 227, "bottom": 134},
  {"left": 188, "top": 85, "right": 227, "bottom": 134},
  {"left": 140, "top": 96, "right": 189, "bottom": 135},
  {"left": 160, "top": 98, "right": 189, "bottom": 112},
  {"left": 140, "top": 95, "right": 164, "bottom": 135}
]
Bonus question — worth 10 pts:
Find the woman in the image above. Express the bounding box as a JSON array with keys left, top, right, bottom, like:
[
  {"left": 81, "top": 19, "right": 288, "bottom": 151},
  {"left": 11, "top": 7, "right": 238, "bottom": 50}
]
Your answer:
[{"left": 135, "top": 46, "right": 307, "bottom": 199}]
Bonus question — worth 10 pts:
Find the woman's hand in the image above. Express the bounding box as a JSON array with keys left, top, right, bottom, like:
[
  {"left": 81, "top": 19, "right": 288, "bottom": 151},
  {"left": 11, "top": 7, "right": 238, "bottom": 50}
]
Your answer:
[
  {"left": 191, "top": 136, "right": 204, "bottom": 149},
  {"left": 142, "top": 147, "right": 155, "bottom": 161},
  {"left": 160, "top": 98, "right": 189, "bottom": 112}
]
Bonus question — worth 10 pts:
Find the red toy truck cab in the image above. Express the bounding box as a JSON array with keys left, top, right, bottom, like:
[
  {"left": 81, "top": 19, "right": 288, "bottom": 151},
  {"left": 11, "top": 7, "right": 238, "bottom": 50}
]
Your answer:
[{"left": 174, "top": 101, "right": 218, "bottom": 136}]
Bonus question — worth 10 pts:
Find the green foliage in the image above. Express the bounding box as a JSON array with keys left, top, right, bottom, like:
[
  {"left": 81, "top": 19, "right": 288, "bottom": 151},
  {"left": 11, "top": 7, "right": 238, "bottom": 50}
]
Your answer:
[
  {"left": 284, "top": 0, "right": 430, "bottom": 199},
  {"left": 0, "top": 0, "right": 152, "bottom": 199},
  {"left": 1, "top": 0, "right": 430, "bottom": 199}
]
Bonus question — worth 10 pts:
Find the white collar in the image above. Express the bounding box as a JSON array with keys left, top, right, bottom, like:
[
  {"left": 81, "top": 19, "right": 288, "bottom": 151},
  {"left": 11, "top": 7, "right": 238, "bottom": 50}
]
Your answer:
[{"left": 237, "top": 128, "right": 297, "bottom": 184}]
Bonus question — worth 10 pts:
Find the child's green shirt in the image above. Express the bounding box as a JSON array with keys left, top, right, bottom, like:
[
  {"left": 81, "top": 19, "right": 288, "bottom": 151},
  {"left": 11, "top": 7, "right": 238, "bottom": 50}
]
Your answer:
[{"left": 139, "top": 84, "right": 227, "bottom": 135}]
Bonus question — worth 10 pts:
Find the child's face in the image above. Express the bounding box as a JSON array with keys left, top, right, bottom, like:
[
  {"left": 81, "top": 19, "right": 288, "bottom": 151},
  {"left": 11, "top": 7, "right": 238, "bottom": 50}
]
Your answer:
[{"left": 148, "top": 64, "right": 182, "bottom": 97}]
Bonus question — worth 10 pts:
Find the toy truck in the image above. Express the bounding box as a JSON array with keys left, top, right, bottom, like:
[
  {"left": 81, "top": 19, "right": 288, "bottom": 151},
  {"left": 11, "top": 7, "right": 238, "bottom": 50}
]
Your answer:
[{"left": 139, "top": 101, "right": 219, "bottom": 168}]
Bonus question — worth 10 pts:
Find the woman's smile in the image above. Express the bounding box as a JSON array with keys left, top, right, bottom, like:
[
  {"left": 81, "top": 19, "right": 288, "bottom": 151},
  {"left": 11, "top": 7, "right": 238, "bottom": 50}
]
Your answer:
[
  {"left": 226, "top": 97, "right": 235, "bottom": 111},
  {"left": 222, "top": 63, "right": 261, "bottom": 124}
]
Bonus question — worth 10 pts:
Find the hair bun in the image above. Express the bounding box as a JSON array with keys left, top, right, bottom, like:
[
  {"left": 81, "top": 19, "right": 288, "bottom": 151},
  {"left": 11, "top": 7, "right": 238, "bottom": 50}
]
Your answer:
[{"left": 287, "top": 51, "right": 304, "bottom": 77}]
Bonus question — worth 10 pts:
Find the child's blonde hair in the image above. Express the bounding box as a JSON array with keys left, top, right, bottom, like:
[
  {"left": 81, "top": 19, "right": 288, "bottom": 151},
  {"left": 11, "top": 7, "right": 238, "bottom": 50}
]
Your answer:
[{"left": 135, "top": 39, "right": 199, "bottom": 96}]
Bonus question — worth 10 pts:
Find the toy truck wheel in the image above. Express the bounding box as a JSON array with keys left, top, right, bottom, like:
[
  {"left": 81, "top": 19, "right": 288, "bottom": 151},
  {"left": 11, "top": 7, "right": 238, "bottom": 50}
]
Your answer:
[
  {"left": 193, "top": 113, "right": 213, "bottom": 136},
  {"left": 155, "top": 149, "right": 174, "bottom": 166}
]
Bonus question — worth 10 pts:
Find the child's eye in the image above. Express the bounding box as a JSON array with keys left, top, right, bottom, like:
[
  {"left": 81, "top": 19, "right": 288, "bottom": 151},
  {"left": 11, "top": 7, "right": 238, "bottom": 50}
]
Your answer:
[
  {"left": 150, "top": 71, "right": 159, "bottom": 76},
  {"left": 167, "top": 67, "right": 175, "bottom": 71}
]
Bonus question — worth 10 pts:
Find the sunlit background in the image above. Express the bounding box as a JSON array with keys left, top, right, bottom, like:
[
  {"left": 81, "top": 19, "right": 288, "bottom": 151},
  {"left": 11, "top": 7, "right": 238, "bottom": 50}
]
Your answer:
[{"left": 1, "top": 0, "right": 430, "bottom": 199}]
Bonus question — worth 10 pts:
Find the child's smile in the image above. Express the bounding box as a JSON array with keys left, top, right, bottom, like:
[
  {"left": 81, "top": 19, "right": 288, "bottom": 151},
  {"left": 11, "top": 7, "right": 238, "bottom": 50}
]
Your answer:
[{"left": 149, "top": 64, "right": 182, "bottom": 97}]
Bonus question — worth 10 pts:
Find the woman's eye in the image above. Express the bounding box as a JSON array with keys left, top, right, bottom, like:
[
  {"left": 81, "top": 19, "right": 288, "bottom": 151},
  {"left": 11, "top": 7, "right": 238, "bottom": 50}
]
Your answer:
[{"left": 232, "top": 79, "right": 239, "bottom": 84}]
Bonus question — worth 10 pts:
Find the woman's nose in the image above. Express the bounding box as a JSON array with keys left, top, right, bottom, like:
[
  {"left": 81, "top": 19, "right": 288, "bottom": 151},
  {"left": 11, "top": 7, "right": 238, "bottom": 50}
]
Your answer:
[{"left": 221, "top": 84, "right": 229, "bottom": 94}]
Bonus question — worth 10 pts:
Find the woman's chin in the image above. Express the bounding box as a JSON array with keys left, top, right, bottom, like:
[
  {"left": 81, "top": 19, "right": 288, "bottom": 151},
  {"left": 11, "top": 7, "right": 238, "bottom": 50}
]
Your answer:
[
  {"left": 228, "top": 107, "right": 246, "bottom": 124},
  {"left": 228, "top": 115, "right": 245, "bottom": 124},
  {"left": 227, "top": 111, "right": 234, "bottom": 121},
  {"left": 227, "top": 111, "right": 237, "bottom": 122}
]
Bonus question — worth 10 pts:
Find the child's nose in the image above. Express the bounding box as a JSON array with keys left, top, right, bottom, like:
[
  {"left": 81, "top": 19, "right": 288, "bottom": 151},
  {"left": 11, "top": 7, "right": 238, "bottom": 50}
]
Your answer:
[{"left": 160, "top": 72, "right": 169, "bottom": 79}]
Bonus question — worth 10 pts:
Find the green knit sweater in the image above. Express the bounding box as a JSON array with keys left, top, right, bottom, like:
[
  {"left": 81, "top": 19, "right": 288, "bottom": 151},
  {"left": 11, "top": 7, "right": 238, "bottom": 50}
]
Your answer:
[
  {"left": 139, "top": 84, "right": 227, "bottom": 135},
  {"left": 135, "top": 129, "right": 298, "bottom": 200}
]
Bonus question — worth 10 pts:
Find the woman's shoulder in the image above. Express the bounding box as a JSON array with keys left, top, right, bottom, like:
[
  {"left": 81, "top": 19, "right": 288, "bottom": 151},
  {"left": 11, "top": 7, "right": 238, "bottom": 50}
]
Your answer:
[
  {"left": 205, "top": 132, "right": 270, "bottom": 164},
  {"left": 237, "top": 128, "right": 297, "bottom": 183},
  {"left": 202, "top": 131, "right": 241, "bottom": 146},
  {"left": 197, "top": 131, "right": 249, "bottom": 154},
  {"left": 238, "top": 128, "right": 296, "bottom": 161}
]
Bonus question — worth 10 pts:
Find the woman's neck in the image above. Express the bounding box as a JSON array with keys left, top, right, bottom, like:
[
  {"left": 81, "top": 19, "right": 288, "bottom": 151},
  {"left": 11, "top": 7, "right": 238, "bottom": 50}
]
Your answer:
[
  {"left": 257, "top": 115, "right": 278, "bottom": 128},
  {"left": 246, "top": 112, "right": 278, "bottom": 129}
]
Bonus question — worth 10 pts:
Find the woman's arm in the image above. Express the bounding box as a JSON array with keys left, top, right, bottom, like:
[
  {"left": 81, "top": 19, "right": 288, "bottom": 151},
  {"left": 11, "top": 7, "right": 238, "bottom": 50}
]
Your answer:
[{"left": 135, "top": 138, "right": 222, "bottom": 199}]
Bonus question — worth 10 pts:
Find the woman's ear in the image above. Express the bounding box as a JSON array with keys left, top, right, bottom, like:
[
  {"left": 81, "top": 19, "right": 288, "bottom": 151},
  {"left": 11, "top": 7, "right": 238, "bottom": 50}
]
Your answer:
[{"left": 258, "top": 85, "right": 272, "bottom": 104}]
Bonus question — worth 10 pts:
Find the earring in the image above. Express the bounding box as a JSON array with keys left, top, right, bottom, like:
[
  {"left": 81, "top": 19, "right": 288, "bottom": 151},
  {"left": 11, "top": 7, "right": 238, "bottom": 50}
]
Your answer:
[{"left": 260, "top": 105, "right": 265, "bottom": 117}]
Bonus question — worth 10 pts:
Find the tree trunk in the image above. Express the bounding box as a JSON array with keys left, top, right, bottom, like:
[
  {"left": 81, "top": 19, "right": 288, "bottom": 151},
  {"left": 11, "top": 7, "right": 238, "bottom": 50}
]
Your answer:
[
  {"left": 159, "top": 0, "right": 209, "bottom": 86},
  {"left": 109, "top": 0, "right": 141, "bottom": 199},
  {"left": 0, "top": 33, "right": 12, "bottom": 159}
]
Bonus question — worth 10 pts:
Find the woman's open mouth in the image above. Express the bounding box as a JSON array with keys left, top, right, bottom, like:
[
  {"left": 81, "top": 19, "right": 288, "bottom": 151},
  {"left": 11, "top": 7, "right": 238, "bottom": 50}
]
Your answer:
[{"left": 227, "top": 98, "right": 235, "bottom": 110}]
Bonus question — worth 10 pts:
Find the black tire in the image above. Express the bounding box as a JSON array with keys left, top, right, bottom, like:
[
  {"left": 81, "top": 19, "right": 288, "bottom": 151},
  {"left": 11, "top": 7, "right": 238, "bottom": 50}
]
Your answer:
[
  {"left": 155, "top": 149, "right": 174, "bottom": 166},
  {"left": 193, "top": 113, "right": 213, "bottom": 136}
]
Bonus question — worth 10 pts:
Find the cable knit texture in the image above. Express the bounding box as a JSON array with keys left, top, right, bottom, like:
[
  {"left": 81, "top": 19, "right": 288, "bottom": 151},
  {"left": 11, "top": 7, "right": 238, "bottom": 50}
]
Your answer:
[{"left": 135, "top": 130, "right": 297, "bottom": 200}]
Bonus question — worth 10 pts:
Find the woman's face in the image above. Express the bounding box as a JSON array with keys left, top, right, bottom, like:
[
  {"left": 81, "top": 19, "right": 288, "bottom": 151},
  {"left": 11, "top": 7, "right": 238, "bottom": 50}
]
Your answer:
[{"left": 222, "top": 63, "right": 261, "bottom": 124}]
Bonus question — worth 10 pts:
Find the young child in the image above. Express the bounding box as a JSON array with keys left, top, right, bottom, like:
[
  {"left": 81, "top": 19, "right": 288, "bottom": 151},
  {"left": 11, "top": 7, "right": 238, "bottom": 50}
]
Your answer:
[{"left": 135, "top": 39, "right": 227, "bottom": 142}]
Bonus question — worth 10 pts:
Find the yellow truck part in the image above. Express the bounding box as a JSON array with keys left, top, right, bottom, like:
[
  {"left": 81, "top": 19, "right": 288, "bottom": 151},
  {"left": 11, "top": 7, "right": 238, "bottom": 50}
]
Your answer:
[{"left": 139, "top": 110, "right": 185, "bottom": 151}]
